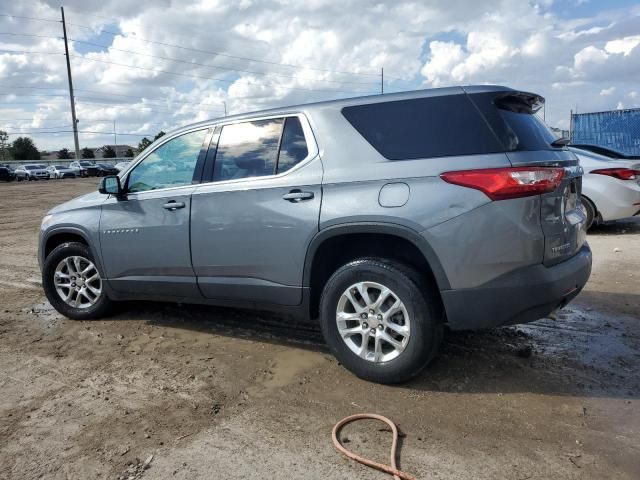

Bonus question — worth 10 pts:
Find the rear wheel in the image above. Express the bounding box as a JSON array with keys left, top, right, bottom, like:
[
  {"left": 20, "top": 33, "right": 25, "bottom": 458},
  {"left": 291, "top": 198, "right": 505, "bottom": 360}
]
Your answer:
[
  {"left": 42, "top": 242, "right": 113, "bottom": 320},
  {"left": 581, "top": 196, "right": 596, "bottom": 230},
  {"left": 319, "top": 258, "right": 442, "bottom": 384}
]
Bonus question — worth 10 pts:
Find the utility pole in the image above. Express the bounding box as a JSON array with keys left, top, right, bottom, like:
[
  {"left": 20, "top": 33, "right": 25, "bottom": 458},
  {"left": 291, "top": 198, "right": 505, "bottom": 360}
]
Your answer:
[
  {"left": 381, "top": 67, "right": 384, "bottom": 94},
  {"left": 61, "top": 6, "right": 80, "bottom": 160},
  {"left": 223, "top": 101, "right": 227, "bottom": 116},
  {"left": 113, "top": 120, "right": 117, "bottom": 149}
]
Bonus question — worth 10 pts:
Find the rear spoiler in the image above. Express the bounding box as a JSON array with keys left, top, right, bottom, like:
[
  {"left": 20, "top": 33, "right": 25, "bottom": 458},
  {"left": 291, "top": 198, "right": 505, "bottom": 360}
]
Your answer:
[{"left": 494, "top": 91, "right": 545, "bottom": 114}]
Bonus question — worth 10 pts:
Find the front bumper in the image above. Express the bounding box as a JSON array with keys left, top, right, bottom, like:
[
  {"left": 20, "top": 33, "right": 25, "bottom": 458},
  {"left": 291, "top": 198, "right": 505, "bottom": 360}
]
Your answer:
[{"left": 441, "top": 244, "right": 592, "bottom": 330}]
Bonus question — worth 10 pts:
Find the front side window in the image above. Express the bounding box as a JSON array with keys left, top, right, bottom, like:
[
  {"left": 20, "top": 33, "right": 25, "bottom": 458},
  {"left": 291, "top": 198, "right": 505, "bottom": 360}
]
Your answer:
[
  {"left": 128, "top": 129, "right": 207, "bottom": 193},
  {"left": 213, "top": 118, "right": 283, "bottom": 182},
  {"left": 277, "top": 117, "right": 308, "bottom": 173}
]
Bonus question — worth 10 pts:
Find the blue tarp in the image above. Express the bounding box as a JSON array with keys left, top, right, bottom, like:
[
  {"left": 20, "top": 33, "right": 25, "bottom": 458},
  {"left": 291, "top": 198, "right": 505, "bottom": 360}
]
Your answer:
[{"left": 571, "top": 108, "right": 640, "bottom": 156}]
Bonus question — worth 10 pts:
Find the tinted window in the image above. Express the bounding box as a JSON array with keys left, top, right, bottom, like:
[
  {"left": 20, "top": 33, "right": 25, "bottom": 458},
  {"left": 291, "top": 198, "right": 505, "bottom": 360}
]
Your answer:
[
  {"left": 277, "top": 117, "right": 308, "bottom": 173},
  {"left": 341, "top": 95, "right": 504, "bottom": 160},
  {"left": 468, "top": 92, "right": 558, "bottom": 151},
  {"left": 213, "top": 118, "right": 283, "bottom": 181},
  {"left": 128, "top": 129, "right": 206, "bottom": 193}
]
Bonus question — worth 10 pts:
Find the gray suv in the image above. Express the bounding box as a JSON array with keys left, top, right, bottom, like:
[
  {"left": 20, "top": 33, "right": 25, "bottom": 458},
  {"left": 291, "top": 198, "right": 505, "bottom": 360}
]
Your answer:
[{"left": 39, "top": 86, "right": 592, "bottom": 383}]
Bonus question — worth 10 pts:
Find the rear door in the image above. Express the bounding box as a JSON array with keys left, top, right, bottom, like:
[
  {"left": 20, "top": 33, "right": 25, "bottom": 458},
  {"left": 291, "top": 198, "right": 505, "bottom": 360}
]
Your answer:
[
  {"left": 190, "top": 114, "right": 322, "bottom": 306},
  {"left": 468, "top": 90, "right": 587, "bottom": 265}
]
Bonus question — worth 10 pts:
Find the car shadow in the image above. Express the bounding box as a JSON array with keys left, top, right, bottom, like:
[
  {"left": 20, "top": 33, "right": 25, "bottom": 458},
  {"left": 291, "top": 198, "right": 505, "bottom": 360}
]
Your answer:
[{"left": 588, "top": 217, "right": 640, "bottom": 235}]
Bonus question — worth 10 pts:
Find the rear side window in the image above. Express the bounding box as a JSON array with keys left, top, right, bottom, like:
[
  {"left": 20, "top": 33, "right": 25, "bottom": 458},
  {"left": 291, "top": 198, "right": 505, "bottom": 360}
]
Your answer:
[
  {"left": 341, "top": 95, "right": 504, "bottom": 160},
  {"left": 468, "top": 92, "right": 558, "bottom": 151},
  {"left": 213, "top": 118, "right": 284, "bottom": 181},
  {"left": 277, "top": 117, "right": 308, "bottom": 173}
]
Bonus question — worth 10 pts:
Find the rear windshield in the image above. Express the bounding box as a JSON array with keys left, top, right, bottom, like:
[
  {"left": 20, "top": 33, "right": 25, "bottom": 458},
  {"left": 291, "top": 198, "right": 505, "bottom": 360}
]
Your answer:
[
  {"left": 467, "top": 92, "right": 558, "bottom": 152},
  {"left": 341, "top": 94, "right": 504, "bottom": 160}
]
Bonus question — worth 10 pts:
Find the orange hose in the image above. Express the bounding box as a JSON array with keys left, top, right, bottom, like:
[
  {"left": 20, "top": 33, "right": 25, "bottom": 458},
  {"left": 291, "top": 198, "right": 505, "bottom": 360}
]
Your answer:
[{"left": 332, "top": 413, "right": 417, "bottom": 480}]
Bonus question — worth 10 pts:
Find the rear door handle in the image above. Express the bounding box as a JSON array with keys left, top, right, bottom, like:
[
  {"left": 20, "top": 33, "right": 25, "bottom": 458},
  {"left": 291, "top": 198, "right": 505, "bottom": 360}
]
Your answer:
[
  {"left": 282, "top": 189, "right": 314, "bottom": 202},
  {"left": 162, "top": 201, "right": 186, "bottom": 210}
]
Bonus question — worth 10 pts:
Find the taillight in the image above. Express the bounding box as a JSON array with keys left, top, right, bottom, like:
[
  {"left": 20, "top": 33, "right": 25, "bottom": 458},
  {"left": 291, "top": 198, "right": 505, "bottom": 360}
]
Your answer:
[
  {"left": 440, "top": 167, "right": 565, "bottom": 201},
  {"left": 590, "top": 168, "right": 638, "bottom": 180}
]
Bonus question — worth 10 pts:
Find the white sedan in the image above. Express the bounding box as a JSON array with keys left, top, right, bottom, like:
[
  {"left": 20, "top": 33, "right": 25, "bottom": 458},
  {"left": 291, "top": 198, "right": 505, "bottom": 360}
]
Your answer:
[{"left": 570, "top": 147, "right": 640, "bottom": 229}]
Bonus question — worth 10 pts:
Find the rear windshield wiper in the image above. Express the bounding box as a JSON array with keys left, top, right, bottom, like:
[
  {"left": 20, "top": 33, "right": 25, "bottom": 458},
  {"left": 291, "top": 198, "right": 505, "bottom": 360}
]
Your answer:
[{"left": 551, "top": 137, "right": 570, "bottom": 148}]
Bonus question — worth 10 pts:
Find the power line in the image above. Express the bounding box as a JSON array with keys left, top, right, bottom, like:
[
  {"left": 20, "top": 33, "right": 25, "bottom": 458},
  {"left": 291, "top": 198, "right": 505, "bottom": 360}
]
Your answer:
[
  {"left": 0, "top": 13, "right": 60, "bottom": 24},
  {"left": 67, "top": 22, "right": 386, "bottom": 78},
  {"left": 4, "top": 129, "right": 152, "bottom": 136},
  {"left": 70, "top": 55, "right": 374, "bottom": 95},
  {"left": 69, "top": 38, "right": 379, "bottom": 86},
  {"left": 2, "top": 91, "right": 227, "bottom": 110},
  {"left": 0, "top": 31, "right": 60, "bottom": 40},
  {"left": 0, "top": 48, "right": 61, "bottom": 55}
]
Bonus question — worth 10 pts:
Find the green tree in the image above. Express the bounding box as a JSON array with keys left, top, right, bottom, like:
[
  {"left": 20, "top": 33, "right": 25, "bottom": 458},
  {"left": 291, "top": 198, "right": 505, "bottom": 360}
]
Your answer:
[
  {"left": 81, "top": 147, "right": 95, "bottom": 159},
  {"left": 102, "top": 145, "right": 117, "bottom": 158},
  {"left": 11, "top": 137, "right": 40, "bottom": 160},
  {"left": 137, "top": 137, "right": 152, "bottom": 153},
  {"left": 0, "top": 130, "right": 9, "bottom": 161},
  {"left": 154, "top": 131, "right": 166, "bottom": 141},
  {"left": 124, "top": 148, "right": 135, "bottom": 157},
  {"left": 57, "top": 148, "right": 72, "bottom": 159}
]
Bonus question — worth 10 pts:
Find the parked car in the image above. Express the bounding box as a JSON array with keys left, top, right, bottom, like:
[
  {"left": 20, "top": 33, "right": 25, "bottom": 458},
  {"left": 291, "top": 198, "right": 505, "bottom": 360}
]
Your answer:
[
  {"left": 15, "top": 164, "right": 50, "bottom": 181},
  {"left": 96, "top": 163, "right": 119, "bottom": 176},
  {"left": 38, "top": 86, "right": 592, "bottom": 384},
  {"left": 0, "top": 165, "right": 16, "bottom": 182},
  {"left": 69, "top": 161, "right": 100, "bottom": 177},
  {"left": 570, "top": 143, "right": 640, "bottom": 160},
  {"left": 47, "top": 165, "right": 77, "bottom": 179},
  {"left": 114, "top": 161, "right": 132, "bottom": 173},
  {"left": 569, "top": 147, "right": 640, "bottom": 229}
]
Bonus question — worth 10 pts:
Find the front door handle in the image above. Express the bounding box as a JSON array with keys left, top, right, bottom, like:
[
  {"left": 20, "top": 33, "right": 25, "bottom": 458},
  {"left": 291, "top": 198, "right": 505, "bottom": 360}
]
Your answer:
[
  {"left": 162, "top": 201, "right": 186, "bottom": 211},
  {"left": 282, "top": 189, "right": 314, "bottom": 202}
]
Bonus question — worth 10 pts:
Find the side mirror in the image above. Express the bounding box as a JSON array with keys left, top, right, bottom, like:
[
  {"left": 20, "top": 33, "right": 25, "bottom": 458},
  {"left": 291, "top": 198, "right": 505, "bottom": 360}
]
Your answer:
[{"left": 99, "top": 175, "right": 124, "bottom": 198}]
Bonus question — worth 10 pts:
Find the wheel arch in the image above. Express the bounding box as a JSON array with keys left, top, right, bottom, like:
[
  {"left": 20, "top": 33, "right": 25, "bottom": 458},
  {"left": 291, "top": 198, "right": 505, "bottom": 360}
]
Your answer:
[
  {"left": 40, "top": 227, "right": 104, "bottom": 276},
  {"left": 303, "top": 222, "right": 450, "bottom": 318}
]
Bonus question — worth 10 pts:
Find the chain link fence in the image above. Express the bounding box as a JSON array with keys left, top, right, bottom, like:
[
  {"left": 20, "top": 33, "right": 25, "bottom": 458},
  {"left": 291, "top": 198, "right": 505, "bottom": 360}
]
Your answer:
[{"left": 571, "top": 108, "right": 640, "bottom": 156}]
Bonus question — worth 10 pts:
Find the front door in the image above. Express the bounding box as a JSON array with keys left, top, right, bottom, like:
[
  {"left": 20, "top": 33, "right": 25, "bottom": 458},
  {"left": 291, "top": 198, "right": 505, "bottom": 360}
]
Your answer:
[
  {"left": 190, "top": 115, "right": 322, "bottom": 306},
  {"left": 99, "top": 128, "right": 209, "bottom": 298}
]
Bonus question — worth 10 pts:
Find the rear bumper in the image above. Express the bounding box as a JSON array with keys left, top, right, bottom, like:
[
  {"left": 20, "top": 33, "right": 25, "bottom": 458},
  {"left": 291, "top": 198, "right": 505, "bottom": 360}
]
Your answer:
[{"left": 441, "top": 244, "right": 592, "bottom": 330}]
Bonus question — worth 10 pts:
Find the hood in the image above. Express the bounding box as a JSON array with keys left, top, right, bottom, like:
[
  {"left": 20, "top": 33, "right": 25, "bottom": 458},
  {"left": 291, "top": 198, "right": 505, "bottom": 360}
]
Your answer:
[{"left": 48, "top": 190, "right": 106, "bottom": 215}]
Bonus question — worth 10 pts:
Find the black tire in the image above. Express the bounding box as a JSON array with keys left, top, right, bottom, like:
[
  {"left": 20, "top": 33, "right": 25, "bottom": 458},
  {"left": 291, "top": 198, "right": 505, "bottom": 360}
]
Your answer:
[
  {"left": 319, "top": 258, "right": 442, "bottom": 384},
  {"left": 581, "top": 195, "right": 596, "bottom": 230},
  {"left": 42, "top": 242, "right": 113, "bottom": 320}
]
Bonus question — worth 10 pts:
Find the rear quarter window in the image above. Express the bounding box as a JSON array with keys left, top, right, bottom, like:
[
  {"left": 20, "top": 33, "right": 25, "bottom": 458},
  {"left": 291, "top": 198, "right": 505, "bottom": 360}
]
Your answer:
[{"left": 341, "top": 95, "right": 504, "bottom": 160}]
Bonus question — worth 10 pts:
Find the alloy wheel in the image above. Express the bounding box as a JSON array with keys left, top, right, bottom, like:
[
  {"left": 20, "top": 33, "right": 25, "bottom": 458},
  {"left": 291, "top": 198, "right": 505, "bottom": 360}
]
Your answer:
[
  {"left": 53, "top": 256, "right": 102, "bottom": 309},
  {"left": 336, "top": 281, "right": 410, "bottom": 363}
]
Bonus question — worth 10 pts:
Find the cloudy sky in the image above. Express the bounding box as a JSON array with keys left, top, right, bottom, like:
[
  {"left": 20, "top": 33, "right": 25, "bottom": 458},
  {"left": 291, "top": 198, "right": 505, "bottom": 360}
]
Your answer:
[{"left": 1, "top": 0, "right": 639, "bottom": 152}]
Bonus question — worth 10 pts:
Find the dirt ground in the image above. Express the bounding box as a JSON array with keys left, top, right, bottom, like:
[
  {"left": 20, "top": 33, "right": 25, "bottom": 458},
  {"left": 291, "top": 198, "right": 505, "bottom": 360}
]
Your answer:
[{"left": 0, "top": 177, "right": 639, "bottom": 480}]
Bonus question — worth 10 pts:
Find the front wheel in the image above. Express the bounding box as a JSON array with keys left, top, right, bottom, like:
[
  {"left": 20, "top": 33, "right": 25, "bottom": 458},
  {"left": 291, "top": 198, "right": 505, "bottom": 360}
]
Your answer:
[
  {"left": 319, "top": 258, "right": 442, "bottom": 384},
  {"left": 42, "top": 242, "right": 113, "bottom": 320}
]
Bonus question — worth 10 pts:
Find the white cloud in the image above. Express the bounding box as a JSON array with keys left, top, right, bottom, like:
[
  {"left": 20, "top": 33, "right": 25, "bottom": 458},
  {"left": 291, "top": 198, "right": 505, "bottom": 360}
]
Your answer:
[
  {"left": 0, "top": 0, "right": 639, "bottom": 150},
  {"left": 605, "top": 35, "right": 640, "bottom": 55},
  {"left": 420, "top": 41, "right": 464, "bottom": 86}
]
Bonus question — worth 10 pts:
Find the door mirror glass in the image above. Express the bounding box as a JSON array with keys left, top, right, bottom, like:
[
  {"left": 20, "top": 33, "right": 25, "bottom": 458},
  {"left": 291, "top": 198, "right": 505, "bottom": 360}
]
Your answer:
[{"left": 99, "top": 175, "right": 122, "bottom": 196}]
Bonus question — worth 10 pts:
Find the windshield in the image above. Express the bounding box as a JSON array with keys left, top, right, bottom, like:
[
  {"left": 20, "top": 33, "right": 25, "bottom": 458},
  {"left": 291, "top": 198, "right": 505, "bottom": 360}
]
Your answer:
[
  {"left": 25, "top": 165, "right": 38, "bottom": 170},
  {"left": 80, "top": 162, "right": 93, "bottom": 166},
  {"left": 54, "top": 165, "right": 67, "bottom": 169}
]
